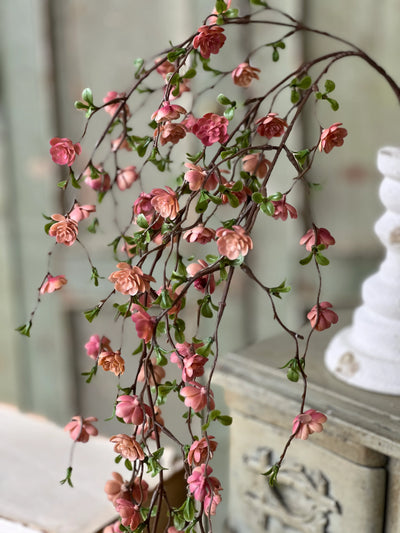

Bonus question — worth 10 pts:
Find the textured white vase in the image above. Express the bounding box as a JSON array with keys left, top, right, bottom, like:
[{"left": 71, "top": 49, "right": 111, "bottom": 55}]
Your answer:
[{"left": 325, "top": 146, "right": 400, "bottom": 394}]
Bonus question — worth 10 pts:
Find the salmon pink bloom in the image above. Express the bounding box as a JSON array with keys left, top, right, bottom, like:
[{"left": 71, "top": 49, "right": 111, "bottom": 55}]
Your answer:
[
  {"left": 133, "top": 192, "right": 163, "bottom": 229},
  {"left": 272, "top": 195, "right": 297, "bottom": 221},
  {"left": 103, "top": 91, "right": 131, "bottom": 118},
  {"left": 64, "top": 415, "right": 98, "bottom": 443},
  {"left": 204, "top": 491, "right": 222, "bottom": 516},
  {"left": 184, "top": 162, "right": 219, "bottom": 191},
  {"left": 40, "top": 274, "right": 67, "bottom": 294},
  {"left": 307, "top": 301, "right": 338, "bottom": 331},
  {"left": 299, "top": 226, "right": 335, "bottom": 251},
  {"left": 115, "top": 499, "right": 141, "bottom": 531},
  {"left": 116, "top": 394, "right": 152, "bottom": 425},
  {"left": 187, "top": 259, "right": 215, "bottom": 294},
  {"left": 69, "top": 203, "right": 96, "bottom": 222},
  {"left": 231, "top": 63, "right": 261, "bottom": 87},
  {"left": 83, "top": 166, "right": 111, "bottom": 192},
  {"left": 108, "top": 263, "right": 155, "bottom": 296},
  {"left": 137, "top": 358, "right": 166, "bottom": 386},
  {"left": 188, "top": 436, "right": 218, "bottom": 466},
  {"left": 192, "top": 113, "right": 229, "bottom": 147},
  {"left": 182, "top": 354, "right": 207, "bottom": 382},
  {"left": 155, "top": 58, "right": 175, "bottom": 78},
  {"left": 49, "top": 137, "right": 81, "bottom": 166},
  {"left": 256, "top": 113, "right": 288, "bottom": 139},
  {"left": 319, "top": 122, "right": 348, "bottom": 154},
  {"left": 183, "top": 225, "right": 216, "bottom": 244},
  {"left": 193, "top": 25, "right": 226, "bottom": 59},
  {"left": 292, "top": 409, "right": 327, "bottom": 440},
  {"left": 85, "top": 335, "right": 111, "bottom": 361},
  {"left": 221, "top": 178, "right": 250, "bottom": 205},
  {"left": 216, "top": 225, "right": 253, "bottom": 260},
  {"left": 181, "top": 113, "right": 197, "bottom": 133},
  {"left": 187, "top": 464, "right": 222, "bottom": 505},
  {"left": 49, "top": 214, "right": 78, "bottom": 246},
  {"left": 150, "top": 186, "right": 179, "bottom": 220},
  {"left": 110, "top": 434, "right": 145, "bottom": 461},
  {"left": 180, "top": 383, "right": 215, "bottom": 412},
  {"left": 103, "top": 520, "right": 120, "bottom": 533},
  {"left": 156, "top": 122, "right": 186, "bottom": 146},
  {"left": 151, "top": 103, "right": 187, "bottom": 123},
  {"left": 131, "top": 304, "right": 156, "bottom": 343},
  {"left": 98, "top": 349, "right": 125, "bottom": 376},
  {"left": 116, "top": 166, "right": 138, "bottom": 191},
  {"left": 242, "top": 153, "right": 271, "bottom": 179},
  {"left": 111, "top": 135, "right": 132, "bottom": 152}
]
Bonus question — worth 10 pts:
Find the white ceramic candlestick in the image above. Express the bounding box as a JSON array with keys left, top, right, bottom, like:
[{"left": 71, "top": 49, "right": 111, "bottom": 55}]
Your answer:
[{"left": 325, "top": 146, "right": 400, "bottom": 394}]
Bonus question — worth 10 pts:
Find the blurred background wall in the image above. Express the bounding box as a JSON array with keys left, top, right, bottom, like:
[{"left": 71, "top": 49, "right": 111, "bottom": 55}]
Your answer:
[{"left": 0, "top": 0, "right": 398, "bottom": 524}]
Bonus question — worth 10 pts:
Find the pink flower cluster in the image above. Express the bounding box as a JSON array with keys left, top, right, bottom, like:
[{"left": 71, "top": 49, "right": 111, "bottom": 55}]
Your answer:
[
  {"left": 186, "top": 259, "right": 216, "bottom": 294},
  {"left": 85, "top": 334, "right": 111, "bottom": 360},
  {"left": 188, "top": 464, "right": 222, "bottom": 516},
  {"left": 192, "top": 113, "right": 229, "bottom": 146}
]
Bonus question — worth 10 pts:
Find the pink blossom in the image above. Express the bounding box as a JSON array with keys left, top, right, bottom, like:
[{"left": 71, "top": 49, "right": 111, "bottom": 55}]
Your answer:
[
  {"left": 180, "top": 383, "right": 215, "bottom": 412},
  {"left": 204, "top": 491, "right": 222, "bottom": 516},
  {"left": 49, "top": 137, "right": 81, "bottom": 166},
  {"left": 150, "top": 186, "right": 179, "bottom": 220},
  {"left": 83, "top": 165, "right": 111, "bottom": 192},
  {"left": 155, "top": 58, "right": 175, "bottom": 78},
  {"left": 116, "top": 165, "right": 138, "bottom": 191},
  {"left": 192, "top": 113, "right": 229, "bottom": 147},
  {"left": 40, "top": 274, "right": 67, "bottom": 294},
  {"left": 170, "top": 341, "right": 204, "bottom": 368},
  {"left": 184, "top": 162, "right": 219, "bottom": 191},
  {"left": 183, "top": 225, "right": 216, "bottom": 244},
  {"left": 182, "top": 354, "right": 207, "bottom": 382},
  {"left": 111, "top": 135, "right": 132, "bottom": 152},
  {"left": 108, "top": 262, "right": 155, "bottom": 296},
  {"left": 69, "top": 203, "right": 96, "bottom": 222},
  {"left": 188, "top": 436, "right": 218, "bottom": 466},
  {"left": 187, "top": 464, "right": 222, "bottom": 510},
  {"left": 64, "top": 415, "right": 98, "bottom": 443},
  {"left": 292, "top": 409, "right": 327, "bottom": 440},
  {"left": 221, "top": 178, "right": 251, "bottom": 205},
  {"left": 104, "top": 472, "right": 148, "bottom": 506},
  {"left": 85, "top": 334, "right": 111, "bottom": 361},
  {"left": 109, "top": 434, "right": 145, "bottom": 461},
  {"left": 156, "top": 122, "right": 187, "bottom": 146},
  {"left": 181, "top": 113, "right": 197, "bottom": 133},
  {"left": 131, "top": 304, "right": 156, "bottom": 343},
  {"left": 307, "top": 301, "right": 338, "bottom": 331},
  {"left": 216, "top": 225, "right": 253, "bottom": 260},
  {"left": 137, "top": 358, "right": 166, "bottom": 386},
  {"left": 272, "top": 195, "right": 297, "bottom": 221},
  {"left": 116, "top": 394, "right": 152, "bottom": 425},
  {"left": 319, "top": 122, "right": 348, "bottom": 154},
  {"left": 186, "top": 259, "right": 215, "bottom": 294},
  {"left": 102, "top": 520, "right": 120, "bottom": 533},
  {"left": 256, "top": 113, "right": 288, "bottom": 139},
  {"left": 98, "top": 349, "right": 125, "bottom": 376},
  {"left": 193, "top": 25, "right": 226, "bottom": 59},
  {"left": 115, "top": 499, "right": 141, "bottom": 530},
  {"left": 242, "top": 153, "right": 271, "bottom": 179},
  {"left": 49, "top": 214, "right": 78, "bottom": 246},
  {"left": 299, "top": 227, "right": 335, "bottom": 252},
  {"left": 133, "top": 192, "right": 163, "bottom": 229},
  {"left": 231, "top": 63, "right": 260, "bottom": 88},
  {"left": 103, "top": 91, "right": 130, "bottom": 118},
  {"left": 151, "top": 103, "right": 187, "bottom": 123}
]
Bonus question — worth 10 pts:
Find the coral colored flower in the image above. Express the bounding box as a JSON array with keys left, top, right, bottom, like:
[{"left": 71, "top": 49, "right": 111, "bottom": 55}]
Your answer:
[
  {"left": 108, "top": 262, "right": 155, "bottom": 296},
  {"left": 180, "top": 383, "right": 215, "bottom": 412},
  {"left": 181, "top": 113, "right": 197, "bottom": 133},
  {"left": 103, "top": 91, "right": 131, "bottom": 118},
  {"left": 84, "top": 334, "right": 111, "bottom": 360},
  {"left": 242, "top": 153, "right": 271, "bottom": 179},
  {"left": 155, "top": 58, "right": 175, "bottom": 78},
  {"left": 49, "top": 214, "right": 78, "bottom": 246},
  {"left": 187, "top": 259, "right": 215, "bottom": 294},
  {"left": 131, "top": 304, "right": 156, "bottom": 343},
  {"left": 137, "top": 358, "right": 166, "bottom": 386},
  {"left": 183, "top": 225, "right": 216, "bottom": 244},
  {"left": 155, "top": 121, "right": 186, "bottom": 146},
  {"left": 256, "top": 113, "right": 288, "bottom": 139},
  {"left": 272, "top": 195, "right": 297, "bottom": 221},
  {"left": 39, "top": 274, "right": 67, "bottom": 294},
  {"left": 102, "top": 520, "right": 120, "bottom": 533},
  {"left": 204, "top": 491, "right": 222, "bottom": 516},
  {"left": 299, "top": 226, "right": 335, "bottom": 252},
  {"left": 115, "top": 394, "right": 152, "bottom": 425},
  {"left": 104, "top": 472, "right": 129, "bottom": 504},
  {"left": 292, "top": 408, "right": 327, "bottom": 440},
  {"left": 116, "top": 166, "right": 138, "bottom": 191},
  {"left": 220, "top": 178, "right": 250, "bottom": 205},
  {"left": 187, "top": 464, "right": 222, "bottom": 505},
  {"left": 98, "top": 349, "right": 125, "bottom": 376},
  {"left": 216, "top": 225, "right": 253, "bottom": 260},
  {"left": 170, "top": 341, "right": 204, "bottom": 368},
  {"left": 188, "top": 436, "right": 218, "bottom": 466},
  {"left": 64, "top": 415, "right": 98, "bottom": 443},
  {"left": 182, "top": 354, "right": 207, "bottom": 382},
  {"left": 184, "top": 162, "right": 219, "bottom": 192},
  {"left": 150, "top": 186, "right": 179, "bottom": 220},
  {"left": 49, "top": 137, "right": 81, "bottom": 166},
  {"left": 133, "top": 192, "right": 163, "bottom": 229},
  {"left": 193, "top": 25, "right": 226, "bottom": 59},
  {"left": 110, "top": 434, "right": 145, "bottom": 461},
  {"left": 69, "top": 203, "right": 96, "bottom": 222},
  {"left": 319, "top": 122, "right": 348, "bottom": 154},
  {"left": 83, "top": 166, "right": 111, "bottom": 192},
  {"left": 231, "top": 62, "right": 261, "bottom": 88},
  {"left": 151, "top": 103, "right": 187, "bottom": 123},
  {"left": 115, "top": 499, "right": 141, "bottom": 531},
  {"left": 192, "top": 113, "right": 229, "bottom": 147},
  {"left": 307, "top": 301, "right": 338, "bottom": 332},
  {"left": 111, "top": 135, "right": 132, "bottom": 152}
]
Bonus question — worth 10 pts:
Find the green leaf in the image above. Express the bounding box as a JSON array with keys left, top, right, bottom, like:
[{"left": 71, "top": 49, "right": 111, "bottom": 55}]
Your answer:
[
  {"left": 324, "top": 79, "right": 336, "bottom": 93},
  {"left": 15, "top": 320, "right": 32, "bottom": 337},
  {"left": 81, "top": 364, "right": 97, "bottom": 384},
  {"left": 215, "top": 0, "right": 227, "bottom": 13},
  {"left": 298, "top": 75, "right": 312, "bottom": 90},
  {"left": 260, "top": 200, "right": 275, "bottom": 216},
  {"left": 272, "top": 48, "right": 279, "bottom": 62},
  {"left": 167, "top": 47, "right": 186, "bottom": 62},
  {"left": 87, "top": 217, "right": 99, "bottom": 234},
  {"left": 60, "top": 466, "right": 74, "bottom": 488},
  {"left": 136, "top": 213, "right": 149, "bottom": 229},
  {"left": 183, "top": 68, "right": 196, "bottom": 79},
  {"left": 90, "top": 266, "right": 102, "bottom": 287},
  {"left": 74, "top": 101, "right": 88, "bottom": 110},
  {"left": 250, "top": 0, "right": 269, "bottom": 5},
  {"left": 291, "top": 89, "right": 300, "bottom": 104},
  {"left": 224, "top": 107, "right": 235, "bottom": 121},
  {"left": 124, "top": 459, "right": 133, "bottom": 471},
  {"left": 315, "top": 253, "right": 330, "bottom": 266},
  {"left": 226, "top": 191, "right": 240, "bottom": 208},
  {"left": 299, "top": 253, "right": 313, "bottom": 265},
  {"left": 57, "top": 180, "right": 68, "bottom": 189},
  {"left": 205, "top": 254, "right": 219, "bottom": 263},
  {"left": 308, "top": 182, "right": 322, "bottom": 191},
  {"left": 156, "top": 321, "right": 166, "bottom": 336},
  {"left": 84, "top": 306, "right": 100, "bottom": 323},
  {"left": 183, "top": 496, "right": 196, "bottom": 522},
  {"left": 252, "top": 192, "right": 263, "bottom": 204},
  {"left": 294, "top": 149, "right": 310, "bottom": 169},
  {"left": 327, "top": 97, "right": 339, "bottom": 111},
  {"left": 81, "top": 88, "right": 93, "bottom": 105},
  {"left": 217, "top": 93, "right": 232, "bottom": 106},
  {"left": 195, "top": 190, "right": 209, "bottom": 214},
  {"left": 69, "top": 169, "right": 81, "bottom": 189},
  {"left": 217, "top": 414, "right": 233, "bottom": 425},
  {"left": 133, "top": 57, "right": 144, "bottom": 78}
]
